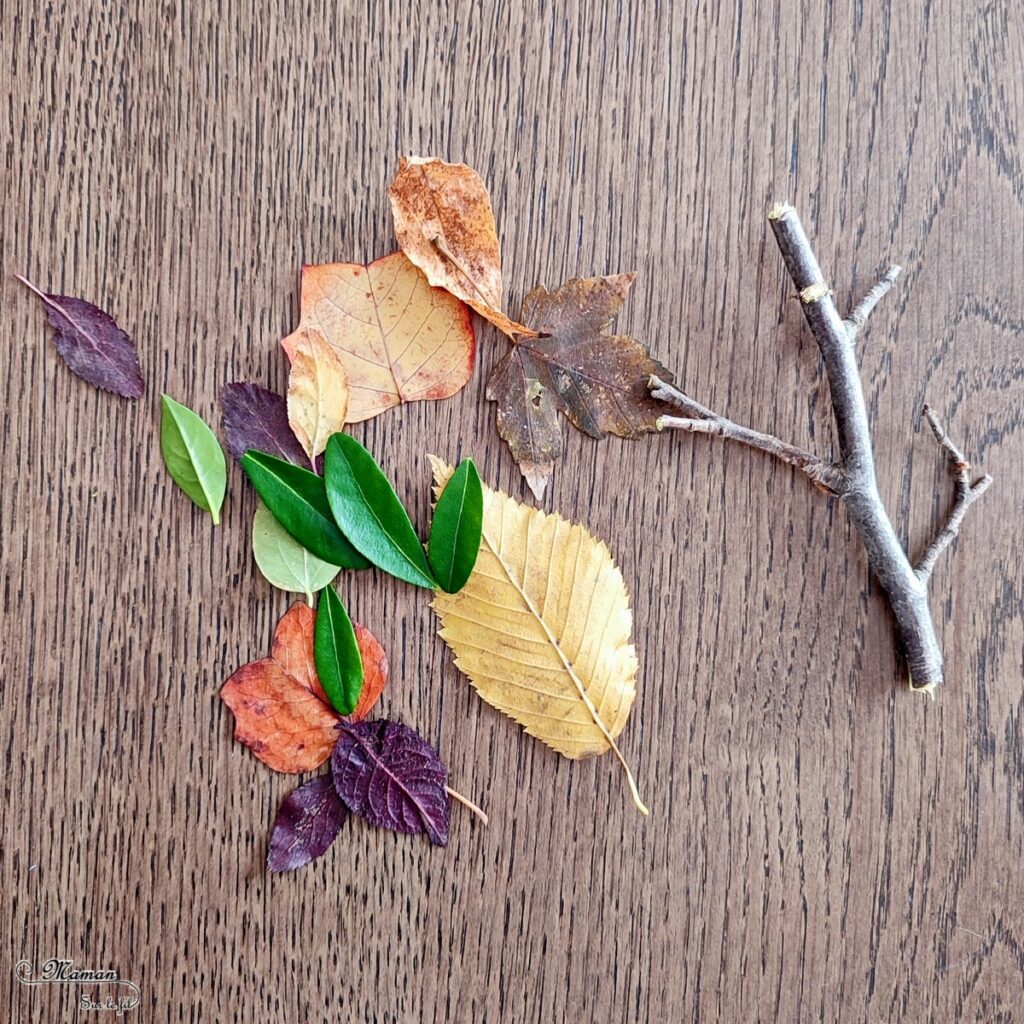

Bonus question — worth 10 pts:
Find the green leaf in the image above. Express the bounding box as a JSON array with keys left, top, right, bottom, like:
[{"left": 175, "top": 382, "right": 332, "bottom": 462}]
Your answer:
[
  {"left": 251, "top": 502, "right": 341, "bottom": 603},
  {"left": 160, "top": 394, "right": 227, "bottom": 524},
  {"left": 241, "top": 450, "right": 369, "bottom": 570},
  {"left": 314, "top": 586, "right": 364, "bottom": 715},
  {"left": 428, "top": 458, "right": 483, "bottom": 593},
  {"left": 324, "top": 433, "right": 437, "bottom": 589}
]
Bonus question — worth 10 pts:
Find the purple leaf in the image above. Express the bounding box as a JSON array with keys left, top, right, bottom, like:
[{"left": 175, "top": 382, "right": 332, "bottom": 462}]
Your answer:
[
  {"left": 332, "top": 720, "right": 450, "bottom": 846},
  {"left": 221, "top": 382, "right": 310, "bottom": 466},
  {"left": 267, "top": 774, "right": 348, "bottom": 872},
  {"left": 16, "top": 274, "right": 144, "bottom": 398}
]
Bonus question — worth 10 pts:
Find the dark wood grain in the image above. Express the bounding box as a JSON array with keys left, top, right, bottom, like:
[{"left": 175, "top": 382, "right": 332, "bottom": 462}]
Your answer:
[{"left": 2, "top": 2, "right": 1022, "bottom": 1021}]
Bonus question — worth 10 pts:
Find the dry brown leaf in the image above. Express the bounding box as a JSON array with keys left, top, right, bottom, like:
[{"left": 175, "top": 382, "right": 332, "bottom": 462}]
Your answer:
[
  {"left": 388, "top": 156, "right": 535, "bottom": 338},
  {"left": 286, "top": 329, "right": 350, "bottom": 461},
  {"left": 282, "top": 252, "right": 475, "bottom": 422},
  {"left": 429, "top": 457, "right": 646, "bottom": 814},
  {"left": 486, "top": 274, "right": 672, "bottom": 499}
]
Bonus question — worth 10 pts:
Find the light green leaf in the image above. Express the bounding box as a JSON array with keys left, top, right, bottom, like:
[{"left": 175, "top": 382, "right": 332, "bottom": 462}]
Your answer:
[
  {"left": 252, "top": 503, "right": 341, "bottom": 603},
  {"left": 160, "top": 394, "right": 227, "bottom": 524}
]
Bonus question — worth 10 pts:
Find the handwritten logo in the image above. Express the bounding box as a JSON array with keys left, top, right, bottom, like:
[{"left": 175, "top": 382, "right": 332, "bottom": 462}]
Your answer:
[{"left": 15, "top": 958, "right": 140, "bottom": 1016}]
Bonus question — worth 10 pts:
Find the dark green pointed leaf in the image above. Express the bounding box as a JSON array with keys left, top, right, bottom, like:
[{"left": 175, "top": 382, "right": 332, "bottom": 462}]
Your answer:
[
  {"left": 323, "top": 433, "right": 437, "bottom": 589},
  {"left": 314, "top": 586, "right": 363, "bottom": 715},
  {"left": 428, "top": 458, "right": 483, "bottom": 593},
  {"left": 160, "top": 394, "right": 227, "bottom": 524},
  {"left": 241, "top": 450, "right": 369, "bottom": 570}
]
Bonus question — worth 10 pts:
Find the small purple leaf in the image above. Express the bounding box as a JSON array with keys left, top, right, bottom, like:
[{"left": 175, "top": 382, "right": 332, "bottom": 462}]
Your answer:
[
  {"left": 221, "top": 382, "right": 311, "bottom": 466},
  {"left": 332, "top": 720, "right": 450, "bottom": 846},
  {"left": 16, "top": 274, "right": 144, "bottom": 398},
  {"left": 267, "top": 774, "right": 348, "bottom": 872}
]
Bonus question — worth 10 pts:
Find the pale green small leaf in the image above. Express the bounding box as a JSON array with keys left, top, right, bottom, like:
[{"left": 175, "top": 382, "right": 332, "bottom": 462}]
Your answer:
[
  {"left": 161, "top": 394, "right": 227, "bottom": 524},
  {"left": 252, "top": 503, "right": 341, "bottom": 602}
]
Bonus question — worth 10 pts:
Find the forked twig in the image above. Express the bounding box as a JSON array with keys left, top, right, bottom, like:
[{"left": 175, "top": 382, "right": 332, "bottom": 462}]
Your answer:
[{"left": 653, "top": 204, "right": 992, "bottom": 695}]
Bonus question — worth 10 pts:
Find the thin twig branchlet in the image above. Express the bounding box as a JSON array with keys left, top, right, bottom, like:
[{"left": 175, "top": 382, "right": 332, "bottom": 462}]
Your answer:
[
  {"left": 844, "top": 265, "right": 902, "bottom": 341},
  {"left": 652, "top": 204, "right": 992, "bottom": 694},
  {"left": 914, "top": 405, "right": 994, "bottom": 582}
]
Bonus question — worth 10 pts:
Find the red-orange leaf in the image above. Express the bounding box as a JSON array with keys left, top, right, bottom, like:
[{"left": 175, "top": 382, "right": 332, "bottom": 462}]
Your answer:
[
  {"left": 221, "top": 604, "right": 339, "bottom": 773},
  {"left": 344, "top": 624, "right": 389, "bottom": 723},
  {"left": 221, "top": 603, "right": 390, "bottom": 772}
]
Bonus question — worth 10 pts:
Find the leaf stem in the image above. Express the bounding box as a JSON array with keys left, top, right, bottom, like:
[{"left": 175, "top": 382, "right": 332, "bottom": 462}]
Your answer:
[{"left": 446, "top": 785, "right": 488, "bottom": 825}]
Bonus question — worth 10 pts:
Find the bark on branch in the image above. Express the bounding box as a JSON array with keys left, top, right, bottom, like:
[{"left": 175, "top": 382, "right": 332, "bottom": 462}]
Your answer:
[{"left": 653, "top": 203, "right": 992, "bottom": 696}]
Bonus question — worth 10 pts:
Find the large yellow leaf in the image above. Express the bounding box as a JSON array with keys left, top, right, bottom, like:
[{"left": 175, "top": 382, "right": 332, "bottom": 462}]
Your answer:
[
  {"left": 286, "top": 329, "right": 349, "bottom": 461},
  {"left": 282, "top": 251, "right": 475, "bottom": 423},
  {"left": 429, "top": 457, "right": 646, "bottom": 814}
]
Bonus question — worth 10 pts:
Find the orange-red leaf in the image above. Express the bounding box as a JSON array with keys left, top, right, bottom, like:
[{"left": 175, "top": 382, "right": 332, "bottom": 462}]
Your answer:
[
  {"left": 221, "top": 603, "right": 390, "bottom": 772},
  {"left": 221, "top": 603, "right": 339, "bottom": 772},
  {"left": 344, "top": 624, "right": 389, "bottom": 723},
  {"left": 282, "top": 252, "right": 475, "bottom": 423},
  {"left": 387, "top": 156, "right": 535, "bottom": 339}
]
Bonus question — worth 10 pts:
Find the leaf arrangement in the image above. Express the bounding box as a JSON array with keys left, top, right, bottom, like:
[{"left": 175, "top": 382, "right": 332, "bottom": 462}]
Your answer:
[
  {"left": 18, "top": 152, "right": 655, "bottom": 875},
  {"left": 222, "top": 601, "right": 454, "bottom": 869}
]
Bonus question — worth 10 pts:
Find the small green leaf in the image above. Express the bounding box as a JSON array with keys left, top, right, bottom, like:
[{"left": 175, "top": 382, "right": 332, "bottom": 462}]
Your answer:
[
  {"left": 428, "top": 458, "right": 483, "bottom": 593},
  {"left": 314, "top": 586, "right": 363, "bottom": 715},
  {"left": 160, "top": 394, "right": 227, "bottom": 524},
  {"left": 252, "top": 502, "right": 341, "bottom": 603},
  {"left": 324, "top": 433, "right": 437, "bottom": 589},
  {"left": 241, "top": 450, "right": 369, "bottom": 570}
]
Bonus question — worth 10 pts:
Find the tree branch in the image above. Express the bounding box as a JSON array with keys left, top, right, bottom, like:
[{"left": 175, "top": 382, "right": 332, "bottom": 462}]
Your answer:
[
  {"left": 652, "top": 201, "right": 992, "bottom": 697},
  {"left": 650, "top": 375, "right": 845, "bottom": 494},
  {"left": 914, "top": 405, "right": 993, "bottom": 582},
  {"left": 844, "top": 264, "right": 902, "bottom": 341}
]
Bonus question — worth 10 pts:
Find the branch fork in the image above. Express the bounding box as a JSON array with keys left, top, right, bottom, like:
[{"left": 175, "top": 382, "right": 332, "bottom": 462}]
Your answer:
[{"left": 654, "top": 203, "right": 992, "bottom": 695}]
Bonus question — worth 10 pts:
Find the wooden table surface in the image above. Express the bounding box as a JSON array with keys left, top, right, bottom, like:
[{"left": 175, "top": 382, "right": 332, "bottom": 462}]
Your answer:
[{"left": 3, "top": 2, "right": 1022, "bottom": 1021}]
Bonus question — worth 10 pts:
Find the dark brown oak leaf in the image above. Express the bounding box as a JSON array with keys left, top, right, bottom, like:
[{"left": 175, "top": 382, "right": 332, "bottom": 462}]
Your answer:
[{"left": 486, "top": 273, "right": 672, "bottom": 498}]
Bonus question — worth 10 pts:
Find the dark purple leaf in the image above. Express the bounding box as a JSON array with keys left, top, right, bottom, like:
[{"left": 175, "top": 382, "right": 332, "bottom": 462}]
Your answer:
[
  {"left": 16, "top": 274, "right": 144, "bottom": 398},
  {"left": 221, "top": 382, "right": 311, "bottom": 466},
  {"left": 267, "top": 774, "right": 348, "bottom": 872},
  {"left": 331, "top": 720, "right": 450, "bottom": 845}
]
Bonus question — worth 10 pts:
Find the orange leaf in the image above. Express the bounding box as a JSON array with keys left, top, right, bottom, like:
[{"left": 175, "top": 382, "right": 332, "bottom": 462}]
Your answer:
[
  {"left": 221, "top": 604, "right": 392, "bottom": 772},
  {"left": 387, "top": 156, "right": 536, "bottom": 339},
  {"left": 344, "top": 624, "right": 389, "bottom": 723},
  {"left": 221, "top": 603, "right": 339, "bottom": 773},
  {"left": 282, "top": 252, "right": 475, "bottom": 423}
]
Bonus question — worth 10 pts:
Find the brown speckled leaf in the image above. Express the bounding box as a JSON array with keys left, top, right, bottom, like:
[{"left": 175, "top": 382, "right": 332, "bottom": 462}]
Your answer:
[
  {"left": 486, "top": 274, "right": 672, "bottom": 499},
  {"left": 388, "top": 156, "right": 535, "bottom": 338}
]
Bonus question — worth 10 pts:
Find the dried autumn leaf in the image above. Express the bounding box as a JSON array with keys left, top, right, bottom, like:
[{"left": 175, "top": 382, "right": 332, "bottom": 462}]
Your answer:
[
  {"left": 221, "top": 603, "right": 387, "bottom": 772},
  {"left": 221, "top": 382, "right": 311, "bottom": 466},
  {"left": 429, "top": 457, "right": 647, "bottom": 814},
  {"left": 486, "top": 274, "right": 673, "bottom": 499},
  {"left": 281, "top": 252, "right": 474, "bottom": 422},
  {"left": 221, "top": 603, "right": 339, "bottom": 772},
  {"left": 267, "top": 774, "right": 348, "bottom": 872},
  {"left": 16, "top": 273, "right": 145, "bottom": 398},
  {"left": 344, "top": 625, "right": 388, "bottom": 724},
  {"left": 388, "top": 156, "right": 535, "bottom": 338},
  {"left": 286, "top": 330, "right": 350, "bottom": 461},
  {"left": 331, "top": 720, "right": 451, "bottom": 845}
]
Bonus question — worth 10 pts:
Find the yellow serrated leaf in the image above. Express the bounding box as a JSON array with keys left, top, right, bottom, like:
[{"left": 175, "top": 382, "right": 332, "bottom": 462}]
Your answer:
[
  {"left": 429, "top": 456, "right": 646, "bottom": 814},
  {"left": 286, "top": 329, "right": 350, "bottom": 460}
]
